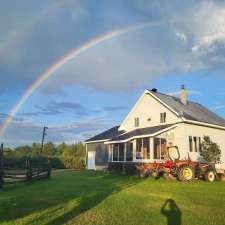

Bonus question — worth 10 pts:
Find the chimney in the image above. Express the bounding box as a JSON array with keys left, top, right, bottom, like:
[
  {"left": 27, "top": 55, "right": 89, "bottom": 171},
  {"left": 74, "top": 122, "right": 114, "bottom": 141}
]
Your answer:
[{"left": 180, "top": 85, "right": 187, "bottom": 105}]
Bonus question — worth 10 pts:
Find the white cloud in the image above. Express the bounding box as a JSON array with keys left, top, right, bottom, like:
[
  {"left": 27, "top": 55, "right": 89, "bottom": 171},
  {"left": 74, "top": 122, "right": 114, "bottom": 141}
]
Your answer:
[
  {"left": 1, "top": 0, "right": 225, "bottom": 94},
  {"left": 175, "top": 32, "right": 187, "bottom": 42}
]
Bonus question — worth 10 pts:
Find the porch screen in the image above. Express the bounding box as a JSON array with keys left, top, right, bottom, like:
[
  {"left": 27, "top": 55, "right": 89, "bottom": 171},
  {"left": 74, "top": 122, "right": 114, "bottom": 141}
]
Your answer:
[
  {"left": 126, "top": 142, "right": 133, "bottom": 161},
  {"left": 119, "top": 143, "right": 125, "bottom": 161},
  {"left": 136, "top": 138, "right": 150, "bottom": 160},
  {"left": 154, "top": 138, "right": 167, "bottom": 160},
  {"left": 113, "top": 144, "right": 119, "bottom": 161},
  {"left": 143, "top": 138, "right": 150, "bottom": 159},
  {"left": 154, "top": 138, "right": 160, "bottom": 159},
  {"left": 136, "top": 139, "right": 142, "bottom": 159}
]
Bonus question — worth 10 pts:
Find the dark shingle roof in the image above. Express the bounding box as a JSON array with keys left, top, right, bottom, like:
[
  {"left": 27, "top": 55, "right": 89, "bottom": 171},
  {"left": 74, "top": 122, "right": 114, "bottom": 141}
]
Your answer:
[
  {"left": 109, "top": 124, "right": 174, "bottom": 142},
  {"left": 85, "top": 126, "right": 123, "bottom": 142},
  {"left": 85, "top": 89, "right": 225, "bottom": 143},
  {"left": 148, "top": 90, "right": 225, "bottom": 127}
]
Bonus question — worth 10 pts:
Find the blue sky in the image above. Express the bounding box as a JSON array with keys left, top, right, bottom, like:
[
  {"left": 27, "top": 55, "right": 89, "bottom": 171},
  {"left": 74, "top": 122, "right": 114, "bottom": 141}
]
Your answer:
[{"left": 0, "top": 0, "right": 225, "bottom": 147}]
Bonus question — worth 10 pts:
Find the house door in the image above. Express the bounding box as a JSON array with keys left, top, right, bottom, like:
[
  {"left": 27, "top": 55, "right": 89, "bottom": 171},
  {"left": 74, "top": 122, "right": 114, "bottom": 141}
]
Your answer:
[{"left": 87, "top": 151, "right": 95, "bottom": 170}]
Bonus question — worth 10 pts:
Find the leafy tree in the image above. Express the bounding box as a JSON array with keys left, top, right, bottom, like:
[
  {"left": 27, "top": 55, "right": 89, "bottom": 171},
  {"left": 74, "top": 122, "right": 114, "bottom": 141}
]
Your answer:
[
  {"left": 14, "top": 146, "right": 32, "bottom": 157},
  {"left": 57, "top": 142, "right": 67, "bottom": 155},
  {"left": 31, "top": 143, "right": 41, "bottom": 156},
  {"left": 200, "top": 136, "right": 221, "bottom": 163},
  {"left": 43, "top": 142, "right": 56, "bottom": 156},
  {"left": 3, "top": 141, "right": 86, "bottom": 169}
]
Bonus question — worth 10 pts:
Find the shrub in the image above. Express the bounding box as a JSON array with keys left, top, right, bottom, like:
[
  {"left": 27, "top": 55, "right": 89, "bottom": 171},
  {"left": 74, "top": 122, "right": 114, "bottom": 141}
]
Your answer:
[{"left": 200, "top": 136, "right": 221, "bottom": 163}]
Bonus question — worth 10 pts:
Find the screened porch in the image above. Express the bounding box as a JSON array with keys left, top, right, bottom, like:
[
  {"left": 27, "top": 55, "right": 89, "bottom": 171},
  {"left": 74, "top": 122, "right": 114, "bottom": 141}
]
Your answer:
[{"left": 107, "top": 136, "right": 168, "bottom": 163}]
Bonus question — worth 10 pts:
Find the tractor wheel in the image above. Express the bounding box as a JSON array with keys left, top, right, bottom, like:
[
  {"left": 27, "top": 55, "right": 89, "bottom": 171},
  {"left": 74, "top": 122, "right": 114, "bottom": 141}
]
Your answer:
[
  {"left": 205, "top": 170, "right": 215, "bottom": 182},
  {"left": 178, "top": 165, "right": 195, "bottom": 181}
]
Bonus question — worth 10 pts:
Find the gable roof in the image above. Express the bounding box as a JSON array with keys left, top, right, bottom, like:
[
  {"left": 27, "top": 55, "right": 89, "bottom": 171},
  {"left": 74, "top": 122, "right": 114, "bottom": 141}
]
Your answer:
[
  {"left": 85, "top": 124, "right": 176, "bottom": 143},
  {"left": 108, "top": 124, "right": 174, "bottom": 142},
  {"left": 85, "top": 126, "right": 123, "bottom": 143},
  {"left": 148, "top": 90, "right": 225, "bottom": 127}
]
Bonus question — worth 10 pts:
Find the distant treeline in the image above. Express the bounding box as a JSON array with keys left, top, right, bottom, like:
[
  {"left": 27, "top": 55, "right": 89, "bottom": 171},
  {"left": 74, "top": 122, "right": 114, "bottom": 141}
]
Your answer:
[{"left": 3, "top": 142, "right": 86, "bottom": 169}]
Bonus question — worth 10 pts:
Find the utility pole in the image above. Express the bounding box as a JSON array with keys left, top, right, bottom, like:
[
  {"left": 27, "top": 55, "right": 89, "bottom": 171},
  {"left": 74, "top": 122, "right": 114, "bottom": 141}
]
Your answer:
[{"left": 41, "top": 126, "right": 48, "bottom": 153}]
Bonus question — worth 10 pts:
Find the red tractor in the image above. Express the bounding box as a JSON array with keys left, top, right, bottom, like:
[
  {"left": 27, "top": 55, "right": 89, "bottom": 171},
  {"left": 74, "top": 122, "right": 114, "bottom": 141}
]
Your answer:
[{"left": 136, "top": 146, "right": 223, "bottom": 182}]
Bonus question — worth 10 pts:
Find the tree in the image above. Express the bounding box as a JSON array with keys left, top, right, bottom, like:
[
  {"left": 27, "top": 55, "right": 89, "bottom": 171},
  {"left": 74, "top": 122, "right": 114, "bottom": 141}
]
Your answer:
[
  {"left": 14, "top": 146, "right": 32, "bottom": 157},
  {"left": 31, "top": 143, "right": 41, "bottom": 156},
  {"left": 43, "top": 142, "right": 56, "bottom": 156},
  {"left": 200, "top": 136, "right": 221, "bottom": 163},
  {"left": 57, "top": 142, "right": 67, "bottom": 155}
]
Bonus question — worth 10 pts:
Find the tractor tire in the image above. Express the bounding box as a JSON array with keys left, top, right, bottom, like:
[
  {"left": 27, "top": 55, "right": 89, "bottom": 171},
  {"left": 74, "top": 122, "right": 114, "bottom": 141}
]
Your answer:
[
  {"left": 204, "top": 170, "right": 216, "bottom": 182},
  {"left": 178, "top": 165, "right": 195, "bottom": 182}
]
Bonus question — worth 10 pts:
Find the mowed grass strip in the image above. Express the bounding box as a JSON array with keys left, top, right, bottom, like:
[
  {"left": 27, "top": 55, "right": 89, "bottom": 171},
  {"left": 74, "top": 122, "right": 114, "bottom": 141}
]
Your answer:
[{"left": 0, "top": 170, "right": 224, "bottom": 225}]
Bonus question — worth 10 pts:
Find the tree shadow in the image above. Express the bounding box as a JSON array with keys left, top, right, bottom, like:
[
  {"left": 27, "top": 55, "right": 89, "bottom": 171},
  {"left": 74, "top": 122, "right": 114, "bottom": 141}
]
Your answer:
[
  {"left": 161, "top": 199, "right": 182, "bottom": 225},
  {"left": 0, "top": 170, "right": 141, "bottom": 224}
]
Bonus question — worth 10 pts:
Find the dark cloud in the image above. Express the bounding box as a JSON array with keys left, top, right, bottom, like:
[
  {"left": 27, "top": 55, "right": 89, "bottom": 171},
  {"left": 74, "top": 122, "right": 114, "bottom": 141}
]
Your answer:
[
  {"left": 2, "top": 116, "right": 114, "bottom": 147},
  {"left": 18, "top": 101, "right": 127, "bottom": 118},
  {"left": 18, "top": 100, "right": 88, "bottom": 117}
]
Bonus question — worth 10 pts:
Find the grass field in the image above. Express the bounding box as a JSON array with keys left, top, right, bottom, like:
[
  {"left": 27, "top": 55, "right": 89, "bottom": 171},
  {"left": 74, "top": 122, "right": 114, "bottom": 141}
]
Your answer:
[{"left": 0, "top": 170, "right": 225, "bottom": 225}]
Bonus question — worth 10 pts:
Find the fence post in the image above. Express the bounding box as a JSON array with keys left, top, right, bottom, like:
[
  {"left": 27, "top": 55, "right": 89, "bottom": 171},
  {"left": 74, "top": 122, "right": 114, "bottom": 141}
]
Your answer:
[
  {"left": 0, "top": 143, "right": 4, "bottom": 188},
  {"left": 47, "top": 159, "right": 51, "bottom": 179},
  {"left": 26, "top": 158, "right": 32, "bottom": 181}
]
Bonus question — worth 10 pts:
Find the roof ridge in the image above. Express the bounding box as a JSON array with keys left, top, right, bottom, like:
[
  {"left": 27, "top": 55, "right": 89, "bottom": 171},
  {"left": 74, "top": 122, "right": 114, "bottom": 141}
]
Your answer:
[{"left": 148, "top": 89, "right": 206, "bottom": 106}]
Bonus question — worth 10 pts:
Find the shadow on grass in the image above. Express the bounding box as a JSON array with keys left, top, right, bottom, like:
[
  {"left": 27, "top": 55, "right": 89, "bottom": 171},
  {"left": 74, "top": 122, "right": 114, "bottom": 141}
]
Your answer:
[
  {"left": 0, "top": 170, "right": 141, "bottom": 224},
  {"left": 161, "top": 199, "right": 182, "bottom": 225}
]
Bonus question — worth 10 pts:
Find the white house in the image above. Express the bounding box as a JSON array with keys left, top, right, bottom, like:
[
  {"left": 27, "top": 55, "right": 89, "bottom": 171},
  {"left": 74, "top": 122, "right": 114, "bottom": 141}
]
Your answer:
[{"left": 85, "top": 85, "right": 225, "bottom": 172}]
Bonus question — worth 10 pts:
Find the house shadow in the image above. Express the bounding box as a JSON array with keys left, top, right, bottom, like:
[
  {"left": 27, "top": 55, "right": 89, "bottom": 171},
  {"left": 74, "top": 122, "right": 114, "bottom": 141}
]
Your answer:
[
  {"left": 46, "top": 172, "right": 139, "bottom": 225},
  {"left": 161, "top": 199, "right": 182, "bottom": 225},
  {"left": 0, "top": 171, "right": 141, "bottom": 224}
]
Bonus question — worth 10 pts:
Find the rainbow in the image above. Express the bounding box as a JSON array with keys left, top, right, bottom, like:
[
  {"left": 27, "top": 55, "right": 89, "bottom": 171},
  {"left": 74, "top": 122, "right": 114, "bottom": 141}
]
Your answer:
[{"left": 0, "top": 20, "right": 173, "bottom": 138}]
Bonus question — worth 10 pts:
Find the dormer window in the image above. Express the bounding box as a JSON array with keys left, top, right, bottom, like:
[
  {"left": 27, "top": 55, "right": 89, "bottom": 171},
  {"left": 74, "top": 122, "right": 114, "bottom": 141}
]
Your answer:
[
  {"left": 134, "top": 117, "right": 139, "bottom": 127},
  {"left": 160, "top": 112, "right": 166, "bottom": 123}
]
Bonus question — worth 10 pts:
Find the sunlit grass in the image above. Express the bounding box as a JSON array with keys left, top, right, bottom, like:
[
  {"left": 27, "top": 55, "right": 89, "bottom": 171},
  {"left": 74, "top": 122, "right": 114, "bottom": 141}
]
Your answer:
[{"left": 0, "top": 170, "right": 224, "bottom": 225}]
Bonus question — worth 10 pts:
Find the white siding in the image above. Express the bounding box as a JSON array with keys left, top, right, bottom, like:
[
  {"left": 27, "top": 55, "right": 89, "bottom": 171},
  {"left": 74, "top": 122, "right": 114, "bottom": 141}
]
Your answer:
[
  {"left": 119, "top": 93, "right": 178, "bottom": 132},
  {"left": 174, "top": 123, "right": 225, "bottom": 167}
]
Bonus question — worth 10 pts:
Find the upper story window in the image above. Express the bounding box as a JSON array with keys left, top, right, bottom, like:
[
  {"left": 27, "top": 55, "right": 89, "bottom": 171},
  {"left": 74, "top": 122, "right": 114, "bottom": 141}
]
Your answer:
[
  {"left": 160, "top": 112, "right": 166, "bottom": 123},
  {"left": 134, "top": 117, "right": 139, "bottom": 127}
]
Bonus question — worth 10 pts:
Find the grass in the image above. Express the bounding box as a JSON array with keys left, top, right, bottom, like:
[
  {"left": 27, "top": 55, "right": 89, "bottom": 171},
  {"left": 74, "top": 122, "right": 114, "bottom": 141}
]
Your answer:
[{"left": 0, "top": 170, "right": 225, "bottom": 225}]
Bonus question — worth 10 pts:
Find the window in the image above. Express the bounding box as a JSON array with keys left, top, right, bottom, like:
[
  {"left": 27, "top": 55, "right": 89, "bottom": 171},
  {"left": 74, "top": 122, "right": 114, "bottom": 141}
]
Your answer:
[
  {"left": 118, "top": 143, "right": 124, "bottom": 161},
  {"left": 136, "top": 138, "right": 150, "bottom": 160},
  {"left": 154, "top": 138, "right": 160, "bottom": 159},
  {"left": 160, "top": 112, "right": 166, "bottom": 123},
  {"left": 113, "top": 144, "right": 119, "bottom": 161},
  {"left": 108, "top": 144, "right": 113, "bottom": 162},
  {"left": 198, "top": 137, "right": 202, "bottom": 152},
  {"left": 189, "top": 136, "right": 201, "bottom": 152},
  {"left": 154, "top": 138, "right": 167, "bottom": 159},
  {"left": 112, "top": 143, "right": 125, "bottom": 162},
  {"left": 143, "top": 138, "right": 150, "bottom": 159},
  {"left": 193, "top": 137, "right": 197, "bottom": 152},
  {"left": 134, "top": 117, "right": 139, "bottom": 127},
  {"left": 189, "top": 136, "right": 193, "bottom": 152},
  {"left": 126, "top": 142, "right": 133, "bottom": 161},
  {"left": 161, "top": 139, "right": 167, "bottom": 159},
  {"left": 136, "top": 139, "right": 142, "bottom": 159}
]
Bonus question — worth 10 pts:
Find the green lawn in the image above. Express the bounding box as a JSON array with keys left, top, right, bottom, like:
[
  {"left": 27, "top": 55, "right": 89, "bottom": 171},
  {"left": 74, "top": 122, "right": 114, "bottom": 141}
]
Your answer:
[{"left": 0, "top": 170, "right": 224, "bottom": 225}]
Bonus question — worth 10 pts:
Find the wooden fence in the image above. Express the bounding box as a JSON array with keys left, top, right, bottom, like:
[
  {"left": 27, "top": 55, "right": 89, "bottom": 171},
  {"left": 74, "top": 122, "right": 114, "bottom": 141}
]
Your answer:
[{"left": 0, "top": 144, "right": 51, "bottom": 188}]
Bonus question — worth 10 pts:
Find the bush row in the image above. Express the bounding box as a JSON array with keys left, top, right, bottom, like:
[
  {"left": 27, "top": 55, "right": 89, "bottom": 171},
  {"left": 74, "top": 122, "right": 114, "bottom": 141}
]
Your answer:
[{"left": 3, "top": 156, "right": 85, "bottom": 170}]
